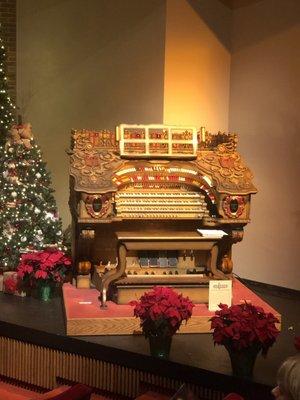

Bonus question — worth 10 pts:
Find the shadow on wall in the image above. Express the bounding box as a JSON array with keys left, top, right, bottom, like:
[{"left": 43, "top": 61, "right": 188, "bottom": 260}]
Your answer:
[
  {"left": 17, "top": 0, "right": 167, "bottom": 227},
  {"left": 187, "top": 0, "right": 232, "bottom": 50},
  {"left": 231, "top": 0, "right": 300, "bottom": 52},
  {"left": 188, "top": 0, "right": 300, "bottom": 53}
]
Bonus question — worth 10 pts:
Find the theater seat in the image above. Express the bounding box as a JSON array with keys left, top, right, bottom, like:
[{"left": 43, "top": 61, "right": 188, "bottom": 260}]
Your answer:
[
  {"left": 0, "top": 382, "right": 106, "bottom": 400},
  {"left": 30, "top": 384, "right": 92, "bottom": 399},
  {"left": 0, "top": 381, "right": 40, "bottom": 399},
  {"left": 223, "top": 394, "right": 244, "bottom": 400}
]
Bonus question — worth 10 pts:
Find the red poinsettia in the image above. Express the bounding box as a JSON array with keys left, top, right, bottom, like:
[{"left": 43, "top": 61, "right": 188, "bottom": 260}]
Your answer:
[
  {"left": 130, "top": 286, "right": 194, "bottom": 337},
  {"left": 210, "top": 303, "right": 280, "bottom": 355},
  {"left": 17, "top": 248, "right": 71, "bottom": 286},
  {"left": 3, "top": 276, "right": 18, "bottom": 293}
]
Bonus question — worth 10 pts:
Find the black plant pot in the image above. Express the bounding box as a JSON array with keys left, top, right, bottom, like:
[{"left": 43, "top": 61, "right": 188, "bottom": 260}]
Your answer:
[
  {"left": 148, "top": 334, "right": 173, "bottom": 359},
  {"left": 225, "top": 344, "right": 261, "bottom": 379}
]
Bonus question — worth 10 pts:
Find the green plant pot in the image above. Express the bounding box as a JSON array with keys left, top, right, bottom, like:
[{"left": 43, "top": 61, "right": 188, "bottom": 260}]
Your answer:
[
  {"left": 226, "top": 344, "right": 261, "bottom": 379},
  {"left": 148, "top": 334, "right": 172, "bottom": 359},
  {"left": 38, "top": 284, "right": 52, "bottom": 302}
]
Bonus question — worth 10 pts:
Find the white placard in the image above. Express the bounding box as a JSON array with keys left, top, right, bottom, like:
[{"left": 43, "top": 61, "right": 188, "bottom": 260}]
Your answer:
[
  {"left": 208, "top": 280, "right": 232, "bottom": 311},
  {"left": 197, "top": 229, "right": 228, "bottom": 238}
]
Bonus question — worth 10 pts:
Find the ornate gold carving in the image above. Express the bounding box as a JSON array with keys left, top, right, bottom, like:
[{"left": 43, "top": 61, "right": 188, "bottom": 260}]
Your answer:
[
  {"left": 222, "top": 195, "right": 245, "bottom": 219},
  {"left": 220, "top": 254, "right": 233, "bottom": 274},
  {"left": 231, "top": 229, "right": 244, "bottom": 243},
  {"left": 82, "top": 193, "right": 113, "bottom": 219},
  {"left": 199, "top": 131, "right": 237, "bottom": 152},
  {"left": 69, "top": 130, "right": 124, "bottom": 192},
  {"left": 196, "top": 146, "right": 257, "bottom": 195},
  {"left": 78, "top": 261, "right": 92, "bottom": 275},
  {"left": 80, "top": 229, "right": 95, "bottom": 240},
  {"left": 73, "top": 129, "right": 117, "bottom": 149}
]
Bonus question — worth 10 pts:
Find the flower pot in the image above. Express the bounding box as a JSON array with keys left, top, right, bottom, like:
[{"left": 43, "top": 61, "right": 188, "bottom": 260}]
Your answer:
[
  {"left": 38, "top": 284, "right": 52, "bottom": 301},
  {"left": 148, "top": 334, "right": 172, "bottom": 359},
  {"left": 226, "top": 344, "right": 261, "bottom": 379},
  {"left": 20, "top": 282, "right": 32, "bottom": 297}
]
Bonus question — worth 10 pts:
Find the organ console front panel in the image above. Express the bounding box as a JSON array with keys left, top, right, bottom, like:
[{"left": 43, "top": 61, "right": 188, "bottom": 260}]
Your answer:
[{"left": 69, "top": 124, "right": 257, "bottom": 305}]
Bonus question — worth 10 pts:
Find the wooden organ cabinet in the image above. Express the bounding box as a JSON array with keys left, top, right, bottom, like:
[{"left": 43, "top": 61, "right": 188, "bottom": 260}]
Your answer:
[{"left": 69, "top": 124, "right": 257, "bottom": 305}]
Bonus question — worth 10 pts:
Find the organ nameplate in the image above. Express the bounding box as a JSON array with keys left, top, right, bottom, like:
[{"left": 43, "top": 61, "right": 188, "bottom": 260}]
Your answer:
[
  {"left": 208, "top": 280, "right": 232, "bottom": 311},
  {"left": 117, "top": 124, "right": 197, "bottom": 158}
]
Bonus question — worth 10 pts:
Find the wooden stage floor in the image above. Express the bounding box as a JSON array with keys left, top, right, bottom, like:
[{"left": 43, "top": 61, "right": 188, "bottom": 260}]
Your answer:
[{"left": 0, "top": 279, "right": 298, "bottom": 398}]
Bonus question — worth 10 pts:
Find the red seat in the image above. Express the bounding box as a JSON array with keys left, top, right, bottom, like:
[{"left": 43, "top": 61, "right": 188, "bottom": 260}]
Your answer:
[
  {"left": 223, "top": 394, "right": 244, "bottom": 400},
  {"left": 0, "top": 382, "right": 104, "bottom": 400}
]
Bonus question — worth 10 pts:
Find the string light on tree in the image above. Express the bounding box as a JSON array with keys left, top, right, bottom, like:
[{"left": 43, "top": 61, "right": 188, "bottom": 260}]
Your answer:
[
  {"left": 0, "top": 124, "right": 64, "bottom": 268},
  {"left": 0, "top": 26, "right": 15, "bottom": 145}
]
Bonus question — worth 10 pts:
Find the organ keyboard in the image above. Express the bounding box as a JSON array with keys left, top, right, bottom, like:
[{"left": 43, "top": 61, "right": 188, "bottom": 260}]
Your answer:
[
  {"left": 115, "top": 191, "right": 209, "bottom": 219},
  {"left": 69, "top": 124, "right": 257, "bottom": 305}
]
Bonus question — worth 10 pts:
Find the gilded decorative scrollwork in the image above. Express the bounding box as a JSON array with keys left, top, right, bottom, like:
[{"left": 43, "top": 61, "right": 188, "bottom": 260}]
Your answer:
[
  {"left": 230, "top": 229, "right": 244, "bottom": 243},
  {"left": 196, "top": 145, "right": 257, "bottom": 195},
  {"left": 82, "top": 193, "right": 113, "bottom": 219},
  {"left": 222, "top": 195, "right": 245, "bottom": 218},
  {"left": 69, "top": 130, "right": 124, "bottom": 192}
]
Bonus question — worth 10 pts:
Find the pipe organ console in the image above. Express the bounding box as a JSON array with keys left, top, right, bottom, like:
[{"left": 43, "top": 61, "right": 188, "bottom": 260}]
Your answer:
[{"left": 69, "top": 124, "right": 257, "bottom": 305}]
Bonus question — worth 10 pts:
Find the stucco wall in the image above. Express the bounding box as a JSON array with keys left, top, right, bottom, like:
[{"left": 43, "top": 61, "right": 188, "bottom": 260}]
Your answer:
[
  {"left": 163, "top": 0, "right": 231, "bottom": 131},
  {"left": 17, "top": 0, "right": 300, "bottom": 289},
  {"left": 17, "top": 0, "right": 166, "bottom": 226},
  {"left": 229, "top": 0, "right": 300, "bottom": 289}
]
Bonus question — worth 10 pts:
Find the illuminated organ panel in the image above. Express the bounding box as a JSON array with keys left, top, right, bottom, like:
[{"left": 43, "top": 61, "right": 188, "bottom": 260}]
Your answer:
[
  {"left": 117, "top": 124, "right": 197, "bottom": 158},
  {"left": 113, "top": 164, "right": 213, "bottom": 219},
  {"left": 69, "top": 124, "right": 257, "bottom": 304}
]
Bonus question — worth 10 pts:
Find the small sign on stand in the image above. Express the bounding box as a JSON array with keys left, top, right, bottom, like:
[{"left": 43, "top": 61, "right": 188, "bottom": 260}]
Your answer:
[{"left": 208, "top": 280, "right": 232, "bottom": 311}]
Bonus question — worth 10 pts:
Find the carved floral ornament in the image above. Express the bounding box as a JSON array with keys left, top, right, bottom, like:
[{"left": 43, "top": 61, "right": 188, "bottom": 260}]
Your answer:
[
  {"left": 196, "top": 146, "right": 257, "bottom": 195},
  {"left": 222, "top": 195, "right": 245, "bottom": 219},
  {"left": 69, "top": 130, "right": 123, "bottom": 192},
  {"left": 82, "top": 193, "right": 112, "bottom": 219},
  {"left": 69, "top": 129, "right": 256, "bottom": 196}
]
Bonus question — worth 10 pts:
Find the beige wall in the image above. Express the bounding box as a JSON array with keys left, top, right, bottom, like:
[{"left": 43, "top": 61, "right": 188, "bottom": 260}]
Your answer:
[
  {"left": 229, "top": 0, "right": 300, "bottom": 289},
  {"left": 17, "top": 0, "right": 299, "bottom": 289},
  {"left": 163, "top": 0, "right": 231, "bottom": 131},
  {"left": 17, "top": 0, "right": 166, "bottom": 227}
]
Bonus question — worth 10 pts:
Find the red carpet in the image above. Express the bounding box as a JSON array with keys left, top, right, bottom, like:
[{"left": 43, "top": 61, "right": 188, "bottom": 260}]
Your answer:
[{"left": 63, "top": 278, "right": 279, "bottom": 318}]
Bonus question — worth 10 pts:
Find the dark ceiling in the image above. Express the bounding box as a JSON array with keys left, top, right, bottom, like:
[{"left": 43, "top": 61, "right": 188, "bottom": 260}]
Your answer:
[{"left": 219, "top": 0, "right": 263, "bottom": 9}]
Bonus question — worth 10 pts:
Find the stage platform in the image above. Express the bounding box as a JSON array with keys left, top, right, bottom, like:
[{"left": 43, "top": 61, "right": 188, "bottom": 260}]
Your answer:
[
  {"left": 0, "top": 280, "right": 297, "bottom": 400},
  {"left": 63, "top": 278, "right": 281, "bottom": 336}
]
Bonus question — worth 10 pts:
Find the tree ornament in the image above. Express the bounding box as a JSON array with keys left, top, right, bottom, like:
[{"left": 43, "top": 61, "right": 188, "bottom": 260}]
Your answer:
[
  {"left": 8, "top": 175, "right": 18, "bottom": 183},
  {"left": 7, "top": 123, "right": 33, "bottom": 149},
  {"left": 45, "top": 212, "right": 54, "bottom": 220},
  {"left": 0, "top": 31, "right": 15, "bottom": 145},
  {"left": 0, "top": 123, "right": 64, "bottom": 268},
  {"left": 35, "top": 233, "right": 43, "bottom": 242}
]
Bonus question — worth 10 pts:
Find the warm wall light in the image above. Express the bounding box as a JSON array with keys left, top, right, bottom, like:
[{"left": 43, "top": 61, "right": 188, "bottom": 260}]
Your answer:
[{"left": 163, "top": 0, "right": 230, "bottom": 131}]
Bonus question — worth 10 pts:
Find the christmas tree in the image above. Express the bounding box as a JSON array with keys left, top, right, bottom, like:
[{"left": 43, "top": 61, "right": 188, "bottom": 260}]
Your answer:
[
  {"left": 0, "top": 29, "right": 15, "bottom": 145},
  {"left": 0, "top": 124, "right": 63, "bottom": 269}
]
